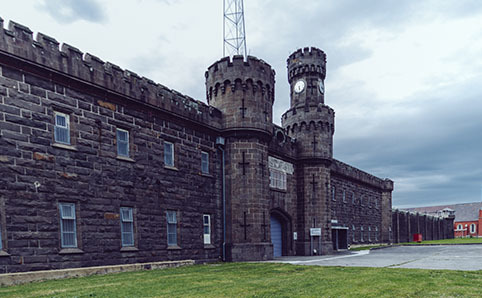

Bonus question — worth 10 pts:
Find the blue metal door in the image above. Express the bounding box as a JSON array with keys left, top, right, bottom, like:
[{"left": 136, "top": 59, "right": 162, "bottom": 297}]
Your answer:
[{"left": 270, "top": 216, "right": 282, "bottom": 257}]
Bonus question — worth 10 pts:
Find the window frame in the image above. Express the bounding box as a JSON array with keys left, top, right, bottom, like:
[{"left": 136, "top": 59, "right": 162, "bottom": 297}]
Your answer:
[
  {"left": 203, "top": 214, "right": 211, "bottom": 245},
  {"left": 116, "top": 128, "right": 130, "bottom": 158},
  {"left": 59, "top": 202, "right": 77, "bottom": 248},
  {"left": 342, "top": 189, "right": 346, "bottom": 203},
  {"left": 54, "top": 111, "right": 71, "bottom": 145},
  {"left": 166, "top": 210, "right": 178, "bottom": 246},
  {"left": 470, "top": 223, "right": 476, "bottom": 234},
  {"left": 375, "top": 227, "right": 379, "bottom": 241},
  {"left": 164, "top": 142, "right": 175, "bottom": 167},
  {"left": 201, "top": 151, "right": 209, "bottom": 174},
  {"left": 352, "top": 225, "right": 356, "bottom": 242},
  {"left": 269, "top": 168, "right": 287, "bottom": 191},
  {"left": 331, "top": 186, "right": 336, "bottom": 201},
  {"left": 360, "top": 226, "right": 364, "bottom": 242},
  {"left": 120, "top": 207, "right": 135, "bottom": 247}
]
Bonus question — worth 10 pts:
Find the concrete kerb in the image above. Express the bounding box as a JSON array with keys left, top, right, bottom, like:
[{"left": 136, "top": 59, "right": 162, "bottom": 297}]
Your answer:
[{"left": 0, "top": 260, "right": 195, "bottom": 287}]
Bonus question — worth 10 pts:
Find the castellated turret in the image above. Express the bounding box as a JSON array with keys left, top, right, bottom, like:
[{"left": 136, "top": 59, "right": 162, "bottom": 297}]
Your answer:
[
  {"left": 205, "top": 55, "right": 276, "bottom": 261},
  {"left": 206, "top": 55, "right": 275, "bottom": 135},
  {"left": 282, "top": 47, "right": 334, "bottom": 160}
]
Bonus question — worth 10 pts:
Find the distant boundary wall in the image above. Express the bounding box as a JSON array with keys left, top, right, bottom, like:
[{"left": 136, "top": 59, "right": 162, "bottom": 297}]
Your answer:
[{"left": 392, "top": 210, "right": 454, "bottom": 243}]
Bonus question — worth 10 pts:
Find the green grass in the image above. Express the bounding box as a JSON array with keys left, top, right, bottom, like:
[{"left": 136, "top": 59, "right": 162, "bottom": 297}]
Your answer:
[
  {"left": 402, "top": 237, "right": 482, "bottom": 245},
  {"left": 349, "top": 245, "right": 385, "bottom": 251},
  {"left": 1, "top": 263, "right": 482, "bottom": 297}
]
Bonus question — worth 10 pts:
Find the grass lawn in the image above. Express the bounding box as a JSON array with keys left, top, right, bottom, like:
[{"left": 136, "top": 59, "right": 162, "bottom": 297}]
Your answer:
[
  {"left": 402, "top": 237, "right": 482, "bottom": 245},
  {"left": 1, "top": 263, "right": 482, "bottom": 297}
]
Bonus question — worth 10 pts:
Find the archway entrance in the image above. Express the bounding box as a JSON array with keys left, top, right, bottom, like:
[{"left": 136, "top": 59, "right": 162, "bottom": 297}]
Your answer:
[{"left": 270, "top": 215, "right": 283, "bottom": 257}]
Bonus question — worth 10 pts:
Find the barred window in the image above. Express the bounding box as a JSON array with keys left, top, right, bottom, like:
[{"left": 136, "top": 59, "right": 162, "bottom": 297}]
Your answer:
[
  {"left": 120, "top": 207, "right": 134, "bottom": 247},
  {"left": 269, "top": 169, "right": 287, "bottom": 190},
  {"left": 54, "top": 112, "right": 70, "bottom": 145},
  {"left": 59, "top": 203, "right": 77, "bottom": 248},
  {"left": 167, "top": 210, "right": 177, "bottom": 246},
  {"left": 117, "top": 129, "right": 129, "bottom": 157},
  {"left": 164, "top": 142, "right": 174, "bottom": 167},
  {"left": 201, "top": 151, "right": 209, "bottom": 174},
  {"left": 203, "top": 214, "right": 211, "bottom": 245}
]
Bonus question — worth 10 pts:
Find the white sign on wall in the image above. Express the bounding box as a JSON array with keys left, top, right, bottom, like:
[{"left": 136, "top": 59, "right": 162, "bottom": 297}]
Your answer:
[
  {"left": 268, "top": 156, "right": 294, "bottom": 174},
  {"left": 310, "top": 228, "right": 321, "bottom": 236}
]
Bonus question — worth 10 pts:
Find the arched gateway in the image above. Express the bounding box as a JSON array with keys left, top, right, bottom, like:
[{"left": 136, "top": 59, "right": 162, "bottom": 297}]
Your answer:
[{"left": 270, "top": 210, "right": 291, "bottom": 257}]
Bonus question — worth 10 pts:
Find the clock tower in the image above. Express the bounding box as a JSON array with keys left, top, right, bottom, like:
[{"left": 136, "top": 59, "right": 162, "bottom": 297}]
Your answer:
[{"left": 282, "top": 47, "right": 335, "bottom": 256}]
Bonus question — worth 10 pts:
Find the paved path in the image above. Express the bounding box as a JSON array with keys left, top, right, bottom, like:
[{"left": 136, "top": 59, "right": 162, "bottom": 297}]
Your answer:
[{"left": 269, "top": 245, "right": 482, "bottom": 271}]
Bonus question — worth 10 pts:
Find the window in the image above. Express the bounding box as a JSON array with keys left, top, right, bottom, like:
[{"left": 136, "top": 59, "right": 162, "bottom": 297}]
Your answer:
[
  {"left": 360, "top": 226, "right": 364, "bottom": 242},
  {"left": 203, "top": 214, "right": 211, "bottom": 245},
  {"left": 120, "top": 207, "right": 134, "bottom": 247},
  {"left": 342, "top": 190, "right": 346, "bottom": 203},
  {"left": 351, "top": 192, "right": 356, "bottom": 204},
  {"left": 0, "top": 223, "right": 2, "bottom": 250},
  {"left": 360, "top": 195, "right": 365, "bottom": 206},
  {"left": 59, "top": 203, "right": 77, "bottom": 248},
  {"left": 389, "top": 227, "right": 392, "bottom": 242},
  {"left": 117, "top": 128, "right": 129, "bottom": 157},
  {"left": 368, "top": 226, "right": 372, "bottom": 241},
  {"left": 164, "top": 142, "right": 174, "bottom": 167},
  {"left": 54, "top": 112, "right": 70, "bottom": 144},
  {"left": 269, "top": 169, "right": 287, "bottom": 190},
  {"left": 375, "top": 227, "right": 379, "bottom": 241},
  {"left": 375, "top": 197, "right": 379, "bottom": 209},
  {"left": 166, "top": 210, "right": 177, "bottom": 246},
  {"left": 457, "top": 224, "right": 462, "bottom": 230},
  {"left": 470, "top": 224, "right": 476, "bottom": 234},
  {"left": 352, "top": 225, "right": 356, "bottom": 242},
  {"left": 331, "top": 186, "right": 336, "bottom": 201},
  {"left": 201, "top": 151, "right": 209, "bottom": 174}
]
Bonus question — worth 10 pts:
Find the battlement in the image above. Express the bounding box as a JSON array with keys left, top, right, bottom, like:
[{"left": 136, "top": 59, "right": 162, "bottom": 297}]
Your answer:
[
  {"left": 206, "top": 55, "right": 276, "bottom": 104},
  {"left": 287, "top": 47, "right": 326, "bottom": 82},
  {"left": 0, "top": 18, "right": 222, "bottom": 128},
  {"left": 288, "top": 47, "right": 326, "bottom": 62},
  {"left": 207, "top": 55, "right": 275, "bottom": 79},
  {"left": 331, "top": 159, "right": 394, "bottom": 191}
]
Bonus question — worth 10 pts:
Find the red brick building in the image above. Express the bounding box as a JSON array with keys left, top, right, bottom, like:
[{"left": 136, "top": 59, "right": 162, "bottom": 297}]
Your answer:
[{"left": 405, "top": 202, "right": 482, "bottom": 238}]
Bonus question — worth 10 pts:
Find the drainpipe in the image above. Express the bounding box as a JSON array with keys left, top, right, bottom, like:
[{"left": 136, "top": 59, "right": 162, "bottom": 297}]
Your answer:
[{"left": 216, "top": 137, "right": 226, "bottom": 261}]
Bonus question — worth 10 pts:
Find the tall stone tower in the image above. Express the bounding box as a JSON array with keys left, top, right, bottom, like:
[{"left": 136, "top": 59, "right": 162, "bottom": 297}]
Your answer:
[
  {"left": 206, "top": 55, "right": 275, "bottom": 261},
  {"left": 282, "top": 47, "right": 335, "bottom": 255}
]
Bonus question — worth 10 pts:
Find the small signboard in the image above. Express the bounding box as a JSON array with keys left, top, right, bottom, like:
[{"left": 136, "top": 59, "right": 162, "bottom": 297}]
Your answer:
[{"left": 310, "top": 228, "right": 321, "bottom": 236}]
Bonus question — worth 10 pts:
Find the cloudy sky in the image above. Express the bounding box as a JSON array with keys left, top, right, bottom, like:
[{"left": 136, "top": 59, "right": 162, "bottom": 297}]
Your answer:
[{"left": 2, "top": 0, "right": 482, "bottom": 208}]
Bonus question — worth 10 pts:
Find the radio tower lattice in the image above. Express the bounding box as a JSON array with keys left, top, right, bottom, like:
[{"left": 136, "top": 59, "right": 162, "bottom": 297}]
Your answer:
[{"left": 223, "top": 0, "right": 247, "bottom": 57}]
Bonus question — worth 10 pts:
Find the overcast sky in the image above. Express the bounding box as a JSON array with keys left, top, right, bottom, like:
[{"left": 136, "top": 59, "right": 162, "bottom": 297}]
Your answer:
[{"left": 2, "top": 0, "right": 482, "bottom": 208}]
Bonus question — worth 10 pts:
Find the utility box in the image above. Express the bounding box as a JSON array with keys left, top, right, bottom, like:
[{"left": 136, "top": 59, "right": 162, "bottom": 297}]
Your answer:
[{"left": 413, "top": 233, "right": 423, "bottom": 243}]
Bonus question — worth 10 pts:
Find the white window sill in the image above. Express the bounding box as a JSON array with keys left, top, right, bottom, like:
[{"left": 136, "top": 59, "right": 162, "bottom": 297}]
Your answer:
[
  {"left": 164, "top": 165, "right": 179, "bottom": 171},
  {"left": 59, "top": 248, "right": 84, "bottom": 254},
  {"left": 120, "top": 246, "right": 139, "bottom": 252},
  {"left": 116, "top": 156, "right": 135, "bottom": 163},
  {"left": 52, "top": 143, "right": 78, "bottom": 151},
  {"left": 167, "top": 245, "right": 182, "bottom": 250},
  {"left": 203, "top": 244, "right": 215, "bottom": 249},
  {"left": 0, "top": 250, "right": 10, "bottom": 257}
]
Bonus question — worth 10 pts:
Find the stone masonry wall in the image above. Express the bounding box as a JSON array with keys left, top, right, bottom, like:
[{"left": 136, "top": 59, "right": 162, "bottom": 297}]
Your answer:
[{"left": 0, "top": 22, "right": 223, "bottom": 272}]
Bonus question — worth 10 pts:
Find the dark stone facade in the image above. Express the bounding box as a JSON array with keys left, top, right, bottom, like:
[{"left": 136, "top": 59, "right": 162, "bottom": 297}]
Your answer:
[{"left": 0, "top": 18, "right": 398, "bottom": 273}]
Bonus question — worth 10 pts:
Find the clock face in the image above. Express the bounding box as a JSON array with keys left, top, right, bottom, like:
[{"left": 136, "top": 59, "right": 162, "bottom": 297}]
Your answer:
[
  {"left": 294, "top": 80, "right": 305, "bottom": 93},
  {"left": 319, "top": 81, "right": 325, "bottom": 94}
]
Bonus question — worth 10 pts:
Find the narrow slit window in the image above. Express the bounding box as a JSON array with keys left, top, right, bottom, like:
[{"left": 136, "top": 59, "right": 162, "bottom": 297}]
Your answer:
[
  {"left": 164, "top": 142, "right": 174, "bottom": 167},
  {"left": 59, "top": 202, "right": 77, "bottom": 248},
  {"left": 203, "top": 214, "right": 211, "bottom": 245},
  {"left": 120, "top": 207, "right": 134, "bottom": 247},
  {"left": 54, "top": 112, "right": 70, "bottom": 145},
  {"left": 117, "top": 129, "right": 129, "bottom": 157},
  {"left": 167, "top": 210, "right": 177, "bottom": 246},
  {"left": 201, "top": 151, "right": 209, "bottom": 174}
]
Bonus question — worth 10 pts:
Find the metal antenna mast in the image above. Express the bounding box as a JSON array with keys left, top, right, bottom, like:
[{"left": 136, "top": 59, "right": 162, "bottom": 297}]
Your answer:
[{"left": 223, "top": 0, "right": 247, "bottom": 57}]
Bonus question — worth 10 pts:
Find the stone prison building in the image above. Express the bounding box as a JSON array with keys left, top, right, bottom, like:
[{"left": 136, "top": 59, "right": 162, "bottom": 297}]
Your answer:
[{"left": 0, "top": 18, "right": 453, "bottom": 273}]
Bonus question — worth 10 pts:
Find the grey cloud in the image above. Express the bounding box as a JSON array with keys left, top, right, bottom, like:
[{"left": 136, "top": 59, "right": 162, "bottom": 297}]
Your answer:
[{"left": 39, "top": 0, "right": 106, "bottom": 24}]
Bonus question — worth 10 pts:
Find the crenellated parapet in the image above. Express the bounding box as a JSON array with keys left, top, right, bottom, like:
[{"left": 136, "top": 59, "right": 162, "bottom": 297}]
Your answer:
[
  {"left": 0, "top": 18, "right": 221, "bottom": 128},
  {"left": 205, "top": 55, "right": 275, "bottom": 135},
  {"left": 287, "top": 47, "right": 326, "bottom": 83},
  {"left": 331, "top": 159, "right": 394, "bottom": 191}
]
